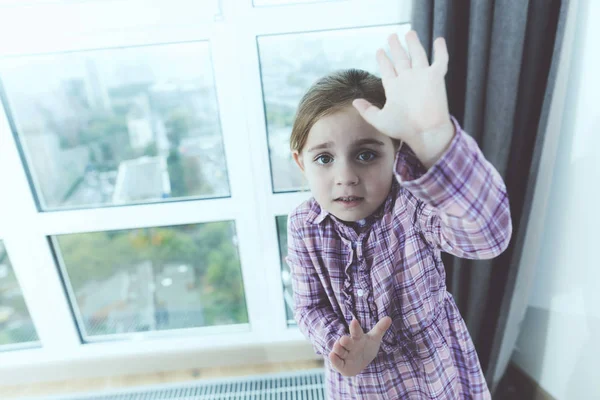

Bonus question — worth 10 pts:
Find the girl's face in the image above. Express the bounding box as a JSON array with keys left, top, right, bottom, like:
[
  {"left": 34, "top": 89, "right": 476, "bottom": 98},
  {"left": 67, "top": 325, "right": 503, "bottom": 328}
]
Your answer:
[{"left": 293, "top": 106, "right": 396, "bottom": 222}]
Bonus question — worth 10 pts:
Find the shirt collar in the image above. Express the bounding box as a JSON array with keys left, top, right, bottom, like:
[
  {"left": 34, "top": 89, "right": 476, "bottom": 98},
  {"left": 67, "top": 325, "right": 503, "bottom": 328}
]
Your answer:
[{"left": 306, "top": 200, "right": 330, "bottom": 225}]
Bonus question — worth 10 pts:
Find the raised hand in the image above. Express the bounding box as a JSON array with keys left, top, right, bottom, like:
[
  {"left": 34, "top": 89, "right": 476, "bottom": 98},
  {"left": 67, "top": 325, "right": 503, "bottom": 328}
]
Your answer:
[
  {"left": 353, "top": 31, "right": 455, "bottom": 169},
  {"left": 329, "top": 317, "right": 392, "bottom": 377}
]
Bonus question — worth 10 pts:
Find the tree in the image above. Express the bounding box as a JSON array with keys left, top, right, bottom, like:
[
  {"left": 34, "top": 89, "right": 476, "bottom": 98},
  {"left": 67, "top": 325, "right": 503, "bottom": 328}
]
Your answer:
[
  {"left": 79, "top": 114, "right": 132, "bottom": 171},
  {"left": 56, "top": 223, "right": 248, "bottom": 329},
  {"left": 182, "top": 156, "right": 213, "bottom": 196},
  {"left": 165, "top": 110, "right": 192, "bottom": 197},
  {"left": 82, "top": 115, "right": 128, "bottom": 147},
  {"left": 203, "top": 244, "right": 247, "bottom": 324},
  {"left": 194, "top": 222, "right": 248, "bottom": 325},
  {"left": 266, "top": 103, "right": 296, "bottom": 129},
  {"left": 167, "top": 151, "right": 186, "bottom": 197},
  {"left": 108, "top": 83, "right": 152, "bottom": 99},
  {"left": 142, "top": 143, "right": 158, "bottom": 157},
  {"left": 165, "top": 109, "right": 192, "bottom": 147},
  {"left": 147, "top": 228, "right": 200, "bottom": 268},
  {"left": 58, "top": 232, "right": 138, "bottom": 289},
  {"left": 0, "top": 254, "right": 30, "bottom": 318},
  {"left": 164, "top": 109, "right": 215, "bottom": 197},
  {"left": 58, "top": 227, "right": 202, "bottom": 289},
  {"left": 276, "top": 216, "right": 288, "bottom": 255}
]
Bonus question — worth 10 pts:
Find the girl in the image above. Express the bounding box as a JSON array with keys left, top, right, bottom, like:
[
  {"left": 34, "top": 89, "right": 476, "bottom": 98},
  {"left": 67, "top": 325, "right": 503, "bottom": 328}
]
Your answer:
[{"left": 286, "top": 31, "right": 512, "bottom": 399}]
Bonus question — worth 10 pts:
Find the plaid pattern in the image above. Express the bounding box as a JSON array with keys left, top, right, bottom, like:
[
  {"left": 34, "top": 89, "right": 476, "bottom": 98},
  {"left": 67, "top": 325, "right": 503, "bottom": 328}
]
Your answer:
[{"left": 287, "top": 119, "right": 512, "bottom": 399}]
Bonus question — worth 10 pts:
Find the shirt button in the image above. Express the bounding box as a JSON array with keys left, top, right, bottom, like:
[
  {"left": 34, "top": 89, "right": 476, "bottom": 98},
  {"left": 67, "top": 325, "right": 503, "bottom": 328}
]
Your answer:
[{"left": 357, "top": 289, "right": 364, "bottom": 297}]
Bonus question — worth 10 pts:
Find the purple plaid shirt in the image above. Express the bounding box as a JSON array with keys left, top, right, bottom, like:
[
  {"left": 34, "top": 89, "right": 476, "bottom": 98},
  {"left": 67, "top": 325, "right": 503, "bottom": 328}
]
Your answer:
[{"left": 286, "top": 119, "right": 512, "bottom": 399}]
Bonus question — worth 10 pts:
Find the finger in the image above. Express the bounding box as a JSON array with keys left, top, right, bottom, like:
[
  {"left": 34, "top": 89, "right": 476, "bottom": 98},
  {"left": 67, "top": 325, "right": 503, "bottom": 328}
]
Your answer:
[
  {"left": 352, "top": 99, "right": 382, "bottom": 130},
  {"left": 349, "top": 318, "right": 364, "bottom": 340},
  {"left": 333, "top": 341, "right": 349, "bottom": 359},
  {"left": 376, "top": 48, "right": 396, "bottom": 80},
  {"left": 387, "top": 33, "right": 411, "bottom": 71},
  {"left": 369, "top": 316, "right": 392, "bottom": 340},
  {"left": 329, "top": 352, "right": 345, "bottom": 371},
  {"left": 339, "top": 335, "right": 353, "bottom": 350},
  {"left": 432, "top": 37, "right": 449, "bottom": 75},
  {"left": 406, "top": 30, "right": 429, "bottom": 68}
]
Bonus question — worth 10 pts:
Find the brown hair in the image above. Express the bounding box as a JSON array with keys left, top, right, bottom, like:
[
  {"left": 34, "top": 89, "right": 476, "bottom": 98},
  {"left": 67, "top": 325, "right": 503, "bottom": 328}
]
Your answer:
[{"left": 290, "top": 69, "right": 388, "bottom": 153}]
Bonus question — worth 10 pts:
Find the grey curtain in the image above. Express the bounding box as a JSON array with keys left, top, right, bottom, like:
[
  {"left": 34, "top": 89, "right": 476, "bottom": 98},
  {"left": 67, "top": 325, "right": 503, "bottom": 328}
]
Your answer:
[{"left": 411, "top": 0, "right": 566, "bottom": 391}]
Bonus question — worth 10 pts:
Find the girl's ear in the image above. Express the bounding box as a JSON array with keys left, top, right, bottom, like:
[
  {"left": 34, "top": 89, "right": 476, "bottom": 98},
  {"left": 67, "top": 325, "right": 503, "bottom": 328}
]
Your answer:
[{"left": 292, "top": 151, "right": 305, "bottom": 172}]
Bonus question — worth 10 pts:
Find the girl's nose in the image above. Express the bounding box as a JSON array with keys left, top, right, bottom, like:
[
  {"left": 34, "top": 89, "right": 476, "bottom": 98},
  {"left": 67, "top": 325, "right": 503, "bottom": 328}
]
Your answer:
[{"left": 335, "top": 164, "right": 360, "bottom": 186}]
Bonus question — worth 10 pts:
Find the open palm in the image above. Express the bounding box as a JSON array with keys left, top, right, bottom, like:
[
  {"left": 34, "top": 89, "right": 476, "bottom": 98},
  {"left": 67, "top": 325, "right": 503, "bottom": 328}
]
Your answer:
[
  {"left": 329, "top": 317, "right": 392, "bottom": 377},
  {"left": 353, "top": 31, "right": 452, "bottom": 147}
]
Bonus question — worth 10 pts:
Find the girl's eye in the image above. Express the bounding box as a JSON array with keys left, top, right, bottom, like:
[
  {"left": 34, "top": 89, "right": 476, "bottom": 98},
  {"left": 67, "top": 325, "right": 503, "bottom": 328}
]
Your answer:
[
  {"left": 357, "top": 151, "right": 377, "bottom": 162},
  {"left": 315, "top": 155, "right": 333, "bottom": 165}
]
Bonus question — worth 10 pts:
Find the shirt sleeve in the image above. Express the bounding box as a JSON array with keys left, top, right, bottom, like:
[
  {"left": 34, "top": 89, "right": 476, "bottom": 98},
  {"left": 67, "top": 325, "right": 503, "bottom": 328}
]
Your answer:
[
  {"left": 395, "top": 118, "right": 513, "bottom": 260},
  {"left": 286, "top": 214, "right": 348, "bottom": 356}
]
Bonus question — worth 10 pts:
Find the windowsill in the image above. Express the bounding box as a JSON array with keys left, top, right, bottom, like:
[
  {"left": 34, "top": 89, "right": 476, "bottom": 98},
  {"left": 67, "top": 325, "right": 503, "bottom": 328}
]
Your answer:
[
  {"left": 0, "top": 327, "right": 315, "bottom": 386},
  {"left": 0, "top": 359, "right": 325, "bottom": 399}
]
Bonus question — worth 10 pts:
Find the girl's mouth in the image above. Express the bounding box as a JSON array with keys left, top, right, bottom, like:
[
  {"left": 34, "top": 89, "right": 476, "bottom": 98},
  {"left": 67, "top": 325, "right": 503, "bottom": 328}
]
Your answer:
[{"left": 334, "top": 196, "right": 364, "bottom": 208}]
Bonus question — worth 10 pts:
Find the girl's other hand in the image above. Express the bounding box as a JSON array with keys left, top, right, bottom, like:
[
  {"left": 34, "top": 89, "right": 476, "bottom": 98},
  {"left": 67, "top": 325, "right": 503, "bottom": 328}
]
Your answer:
[{"left": 329, "top": 316, "right": 392, "bottom": 377}]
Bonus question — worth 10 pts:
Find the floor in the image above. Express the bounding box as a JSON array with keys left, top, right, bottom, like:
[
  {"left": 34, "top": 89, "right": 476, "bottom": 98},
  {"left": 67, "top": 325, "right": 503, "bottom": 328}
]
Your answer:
[
  {"left": 0, "top": 360, "right": 552, "bottom": 399},
  {"left": 494, "top": 362, "right": 555, "bottom": 400},
  {"left": 0, "top": 359, "right": 325, "bottom": 399}
]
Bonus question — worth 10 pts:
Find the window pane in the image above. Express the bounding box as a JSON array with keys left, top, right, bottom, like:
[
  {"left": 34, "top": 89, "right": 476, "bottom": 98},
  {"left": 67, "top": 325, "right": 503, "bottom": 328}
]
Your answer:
[
  {"left": 254, "top": 0, "right": 338, "bottom": 6},
  {"left": 275, "top": 215, "right": 295, "bottom": 326},
  {"left": 258, "top": 25, "right": 410, "bottom": 192},
  {"left": 0, "top": 241, "right": 40, "bottom": 349},
  {"left": 54, "top": 222, "right": 248, "bottom": 341},
  {"left": 0, "top": 42, "right": 229, "bottom": 210}
]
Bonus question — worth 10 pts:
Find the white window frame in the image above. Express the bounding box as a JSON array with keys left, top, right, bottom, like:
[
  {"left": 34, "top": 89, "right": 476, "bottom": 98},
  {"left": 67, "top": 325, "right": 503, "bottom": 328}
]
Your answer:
[{"left": 0, "top": 0, "right": 412, "bottom": 383}]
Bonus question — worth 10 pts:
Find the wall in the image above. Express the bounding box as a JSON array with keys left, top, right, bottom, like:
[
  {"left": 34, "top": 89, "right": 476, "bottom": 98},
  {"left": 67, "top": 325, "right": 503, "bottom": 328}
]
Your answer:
[{"left": 511, "top": 0, "right": 600, "bottom": 398}]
